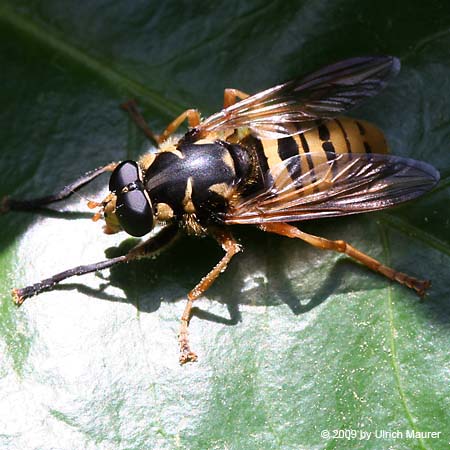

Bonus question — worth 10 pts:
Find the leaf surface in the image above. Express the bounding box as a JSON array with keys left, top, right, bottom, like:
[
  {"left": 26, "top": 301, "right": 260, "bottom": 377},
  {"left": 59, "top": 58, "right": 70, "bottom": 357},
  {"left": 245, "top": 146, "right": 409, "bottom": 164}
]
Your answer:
[{"left": 0, "top": 2, "right": 449, "bottom": 449}]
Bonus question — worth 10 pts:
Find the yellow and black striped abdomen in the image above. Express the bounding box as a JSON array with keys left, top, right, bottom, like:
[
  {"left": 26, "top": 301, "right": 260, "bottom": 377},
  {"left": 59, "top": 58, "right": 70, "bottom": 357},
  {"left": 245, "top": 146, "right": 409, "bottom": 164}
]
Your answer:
[
  {"left": 254, "top": 117, "right": 388, "bottom": 195},
  {"left": 260, "top": 117, "right": 388, "bottom": 170},
  {"left": 301, "top": 117, "right": 388, "bottom": 156}
]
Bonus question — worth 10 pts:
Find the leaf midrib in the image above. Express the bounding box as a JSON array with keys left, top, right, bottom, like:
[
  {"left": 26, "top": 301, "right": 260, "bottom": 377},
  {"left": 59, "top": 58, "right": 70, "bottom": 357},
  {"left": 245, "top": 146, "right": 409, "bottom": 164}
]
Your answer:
[{"left": 379, "top": 224, "right": 429, "bottom": 450}]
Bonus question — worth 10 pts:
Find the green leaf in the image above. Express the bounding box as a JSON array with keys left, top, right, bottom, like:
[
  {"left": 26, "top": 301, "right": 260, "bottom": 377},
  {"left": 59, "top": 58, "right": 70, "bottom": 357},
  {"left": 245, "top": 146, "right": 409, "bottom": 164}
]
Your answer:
[{"left": 1, "top": 2, "right": 449, "bottom": 449}]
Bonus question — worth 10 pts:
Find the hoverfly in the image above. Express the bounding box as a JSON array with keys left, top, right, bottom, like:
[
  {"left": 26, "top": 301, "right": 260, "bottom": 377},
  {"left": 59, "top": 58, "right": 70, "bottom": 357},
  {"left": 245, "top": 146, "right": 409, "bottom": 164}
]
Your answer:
[{"left": 2, "top": 56, "right": 439, "bottom": 364}]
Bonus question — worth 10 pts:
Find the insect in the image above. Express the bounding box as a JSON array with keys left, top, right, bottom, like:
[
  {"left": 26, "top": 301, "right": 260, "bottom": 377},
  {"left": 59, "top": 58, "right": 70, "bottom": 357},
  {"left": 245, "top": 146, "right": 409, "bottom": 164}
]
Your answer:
[{"left": 1, "top": 56, "right": 439, "bottom": 364}]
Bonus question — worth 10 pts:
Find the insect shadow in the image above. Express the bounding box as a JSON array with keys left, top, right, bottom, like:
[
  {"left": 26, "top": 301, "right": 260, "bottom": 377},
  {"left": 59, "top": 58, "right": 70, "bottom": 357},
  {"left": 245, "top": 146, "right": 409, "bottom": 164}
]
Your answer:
[
  {"left": 5, "top": 209, "right": 445, "bottom": 328},
  {"left": 51, "top": 223, "right": 383, "bottom": 326}
]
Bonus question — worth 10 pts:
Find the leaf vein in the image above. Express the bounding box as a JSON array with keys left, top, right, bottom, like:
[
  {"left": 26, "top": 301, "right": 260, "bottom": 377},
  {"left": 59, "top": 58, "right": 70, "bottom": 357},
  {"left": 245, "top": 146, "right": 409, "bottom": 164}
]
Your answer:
[
  {"left": 0, "top": 5, "right": 184, "bottom": 118},
  {"left": 378, "top": 214, "right": 450, "bottom": 258},
  {"left": 379, "top": 224, "right": 429, "bottom": 450}
]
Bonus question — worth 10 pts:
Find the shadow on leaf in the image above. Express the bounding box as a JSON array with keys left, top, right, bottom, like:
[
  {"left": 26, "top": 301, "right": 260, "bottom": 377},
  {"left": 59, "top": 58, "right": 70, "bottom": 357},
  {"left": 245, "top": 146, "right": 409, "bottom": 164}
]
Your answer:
[{"left": 40, "top": 224, "right": 434, "bottom": 327}]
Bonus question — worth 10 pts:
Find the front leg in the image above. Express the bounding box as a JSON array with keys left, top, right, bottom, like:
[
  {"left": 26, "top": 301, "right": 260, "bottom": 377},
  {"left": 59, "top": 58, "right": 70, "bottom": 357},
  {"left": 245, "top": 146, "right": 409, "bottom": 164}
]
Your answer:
[
  {"left": 179, "top": 228, "right": 242, "bottom": 364},
  {"left": 1, "top": 162, "right": 118, "bottom": 213},
  {"left": 12, "top": 225, "right": 179, "bottom": 305}
]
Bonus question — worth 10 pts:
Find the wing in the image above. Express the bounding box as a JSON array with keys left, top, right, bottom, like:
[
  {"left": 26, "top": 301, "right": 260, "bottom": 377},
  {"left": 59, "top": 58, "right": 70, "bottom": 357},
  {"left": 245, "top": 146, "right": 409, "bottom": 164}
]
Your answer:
[
  {"left": 198, "top": 56, "right": 400, "bottom": 140},
  {"left": 223, "top": 152, "right": 440, "bottom": 224}
]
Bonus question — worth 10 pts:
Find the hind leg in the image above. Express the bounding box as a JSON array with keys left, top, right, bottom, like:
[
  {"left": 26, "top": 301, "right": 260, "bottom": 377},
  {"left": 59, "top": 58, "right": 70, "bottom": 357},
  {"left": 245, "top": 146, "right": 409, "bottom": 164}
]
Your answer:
[{"left": 259, "top": 222, "right": 430, "bottom": 297}]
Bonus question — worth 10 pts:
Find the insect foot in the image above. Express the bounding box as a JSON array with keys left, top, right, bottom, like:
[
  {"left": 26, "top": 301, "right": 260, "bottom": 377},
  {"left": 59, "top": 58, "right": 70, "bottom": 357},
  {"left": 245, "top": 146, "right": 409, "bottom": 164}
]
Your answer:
[
  {"left": 408, "top": 278, "right": 431, "bottom": 298},
  {"left": 179, "top": 320, "right": 199, "bottom": 365},
  {"left": 0, "top": 196, "right": 10, "bottom": 214},
  {"left": 11, "top": 288, "right": 26, "bottom": 306},
  {"left": 179, "top": 349, "right": 199, "bottom": 365}
]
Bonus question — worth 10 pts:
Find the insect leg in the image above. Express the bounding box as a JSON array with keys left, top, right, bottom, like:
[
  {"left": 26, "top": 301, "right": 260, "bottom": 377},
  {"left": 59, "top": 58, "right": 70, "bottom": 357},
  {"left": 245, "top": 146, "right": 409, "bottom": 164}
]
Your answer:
[
  {"left": 12, "top": 224, "right": 179, "bottom": 305},
  {"left": 179, "top": 228, "right": 241, "bottom": 364},
  {"left": 158, "top": 109, "right": 201, "bottom": 144},
  {"left": 121, "top": 99, "right": 159, "bottom": 145},
  {"left": 1, "top": 162, "right": 118, "bottom": 213},
  {"left": 258, "top": 222, "right": 430, "bottom": 297},
  {"left": 223, "top": 88, "right": 250, "bottom": 108},
  {"left": 121, "top": 99, "right": 200, "bottom": 144}
]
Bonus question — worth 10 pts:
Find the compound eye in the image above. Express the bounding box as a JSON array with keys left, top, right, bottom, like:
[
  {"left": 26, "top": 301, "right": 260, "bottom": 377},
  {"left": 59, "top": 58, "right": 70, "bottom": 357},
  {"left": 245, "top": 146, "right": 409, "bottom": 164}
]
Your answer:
[
  {"left": 116, "top": 189, "right": 154, "bottom": 237},
  {"left": 109, "top": 160, "right": 140, "bottom": 192}
]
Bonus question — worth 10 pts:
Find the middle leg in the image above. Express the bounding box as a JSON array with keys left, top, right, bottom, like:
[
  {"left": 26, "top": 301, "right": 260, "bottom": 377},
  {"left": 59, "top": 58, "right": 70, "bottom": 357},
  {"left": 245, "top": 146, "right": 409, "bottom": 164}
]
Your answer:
[{"left": 179, "top": 228, "right": 241, "bottom": 364}]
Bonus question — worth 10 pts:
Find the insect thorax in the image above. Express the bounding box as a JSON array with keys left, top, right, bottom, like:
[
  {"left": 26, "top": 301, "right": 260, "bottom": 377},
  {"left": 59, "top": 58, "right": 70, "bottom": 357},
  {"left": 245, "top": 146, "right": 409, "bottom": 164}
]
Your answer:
[{"left": 142, "top": 139, "right": 251, "bottom": 234}]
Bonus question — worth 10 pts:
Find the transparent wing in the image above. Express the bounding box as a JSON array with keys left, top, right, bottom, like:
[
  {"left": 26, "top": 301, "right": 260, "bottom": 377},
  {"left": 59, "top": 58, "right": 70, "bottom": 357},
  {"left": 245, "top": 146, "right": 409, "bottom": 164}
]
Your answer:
[
  {"left": 224, "top": 152, "right": 440, "bottom": 224},
  {"left": 198, "top": 56, "right": 400, "bottom": 140}
]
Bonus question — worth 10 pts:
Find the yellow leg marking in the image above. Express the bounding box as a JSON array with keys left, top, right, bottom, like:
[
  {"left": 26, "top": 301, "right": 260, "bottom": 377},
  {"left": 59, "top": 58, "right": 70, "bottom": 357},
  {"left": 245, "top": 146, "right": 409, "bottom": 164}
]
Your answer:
[
  {"left": 259, "top": 222, "right": 430, "bottom": 297},
  {"left": 223, "top": 88, "right": 250, "bottom": 108},
  {"left": 179, "top": 229, "right": 242, "bottom": 364},
  {"left": 158, "top": 109, "right": 201, "bottom": 144}
]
